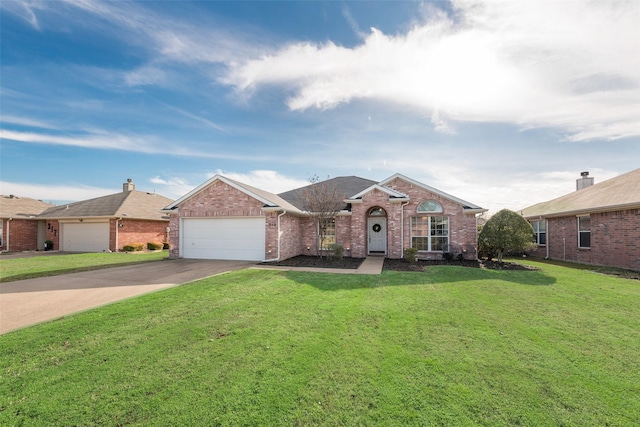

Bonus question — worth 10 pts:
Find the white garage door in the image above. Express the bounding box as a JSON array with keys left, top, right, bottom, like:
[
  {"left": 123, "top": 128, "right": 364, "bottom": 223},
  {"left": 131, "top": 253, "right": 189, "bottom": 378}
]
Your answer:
[
  {"left": 61, "top": 222, "right": 110, "bottom": 252},
  {"left": 182, "top": 218, "right": 266, "bottom": 261}
]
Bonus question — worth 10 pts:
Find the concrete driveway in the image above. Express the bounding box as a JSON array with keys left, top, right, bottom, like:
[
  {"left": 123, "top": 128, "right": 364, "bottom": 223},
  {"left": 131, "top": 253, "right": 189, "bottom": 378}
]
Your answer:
[{"left": 0, "top": 259, "right": 252, "bottom": 334}]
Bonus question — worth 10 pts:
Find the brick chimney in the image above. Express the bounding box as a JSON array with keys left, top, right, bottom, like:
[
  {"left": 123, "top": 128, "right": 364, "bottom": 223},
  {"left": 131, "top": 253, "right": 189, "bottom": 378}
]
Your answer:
[
  {"left": 576, "top": 171, "right": 594, "bottom": 191},
  {"left": 123, "top": 178, "right": 136, "bottom": 192}
]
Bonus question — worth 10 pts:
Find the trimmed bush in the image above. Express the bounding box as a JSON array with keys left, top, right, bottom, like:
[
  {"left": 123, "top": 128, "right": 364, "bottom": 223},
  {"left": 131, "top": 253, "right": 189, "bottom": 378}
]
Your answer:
[
  {"left": 123, "top": 243, "right": 145, "bottom": 252},
  {"left": 147, "top": 242, "right": 164, "bottom": 251},
  {"left": 328, "top": 243, "right": 344, "bottom": 261},
  {"left": 403, "top": 248, "right": 418, "bottom": 263},
  {"left": 162, "top": 242, "right": 170, "bottom": 250}
]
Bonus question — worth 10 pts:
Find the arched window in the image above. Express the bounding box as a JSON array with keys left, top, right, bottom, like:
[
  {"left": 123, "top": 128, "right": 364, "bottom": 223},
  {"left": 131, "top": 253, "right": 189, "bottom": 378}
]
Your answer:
[
  {"left": 368, "top": 207, "right": 386, "bottom": 216},
  {"left": 417, "top": 200, "right": 442, "bottom": 213}
]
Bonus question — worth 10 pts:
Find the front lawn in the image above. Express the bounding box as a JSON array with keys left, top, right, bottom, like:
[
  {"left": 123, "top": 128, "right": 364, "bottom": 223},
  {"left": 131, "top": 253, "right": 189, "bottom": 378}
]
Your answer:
[
  {"left": 1, "top": 260, "right": 638, "bottom": 426},
  {"left": 0, "top": 251, "right": 168, "bottom": 282}
]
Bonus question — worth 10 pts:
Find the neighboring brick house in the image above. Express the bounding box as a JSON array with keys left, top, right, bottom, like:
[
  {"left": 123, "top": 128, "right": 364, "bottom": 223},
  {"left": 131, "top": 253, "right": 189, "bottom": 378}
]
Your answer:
[
  {"left": 164, "top": 173, "right": 486, "bottom": 261},
  {"left": 37, "top": 179, "right": 173, "bottom": 252},
  {"left": 0, "top": 195, "right": 55, "bottom": 252},
  {"left": 521, "top": 169, "right": 640, "bottom": 271}
]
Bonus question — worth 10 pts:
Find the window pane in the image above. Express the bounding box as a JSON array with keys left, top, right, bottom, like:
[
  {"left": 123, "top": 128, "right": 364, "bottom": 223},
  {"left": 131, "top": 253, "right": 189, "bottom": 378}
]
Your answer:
[
  {"left": 411, "top": 217, "right": 429, "bottom": 236},
  {"left": 579, "top": 232, "right": 590, "bottom": 248},
  {"left": 539, "top": 232, "right": 546, "bottom": 245},
  {"left": 578, "top": 216, "right": 590, "bottom": 231},
  {"left": 417, "top": 200, "right": 442, "bottom": 213},
  {"left": 431, "top": 237, "right": 449, "bottom": 251},
  {"left": 412, "top": 237, "right": 429, "bottom": 251}
]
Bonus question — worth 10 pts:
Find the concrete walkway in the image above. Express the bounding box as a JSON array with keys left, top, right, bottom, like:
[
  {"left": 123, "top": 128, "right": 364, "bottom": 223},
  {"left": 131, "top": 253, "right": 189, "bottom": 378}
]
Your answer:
[{"left": 256, "top": 256, "right": 385, "bottom": 275}]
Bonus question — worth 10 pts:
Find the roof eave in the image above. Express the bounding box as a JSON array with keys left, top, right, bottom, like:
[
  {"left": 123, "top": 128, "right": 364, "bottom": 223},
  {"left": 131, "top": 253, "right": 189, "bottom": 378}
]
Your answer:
[
  {"left": 463, "top": 208, "right": 489, "bottom": 214},
  {"left": 523, "top": 202, "right": 640, "bottom": 219}
]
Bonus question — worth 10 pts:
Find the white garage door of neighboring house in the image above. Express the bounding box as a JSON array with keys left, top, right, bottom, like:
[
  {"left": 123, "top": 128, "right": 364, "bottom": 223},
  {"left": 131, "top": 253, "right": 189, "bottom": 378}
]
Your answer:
[
  {"left": 182, "top": 218, "right": 265, "bottom": 261},
  {"left": 61, "top": 222, "right": 110, "bottom": 252}
]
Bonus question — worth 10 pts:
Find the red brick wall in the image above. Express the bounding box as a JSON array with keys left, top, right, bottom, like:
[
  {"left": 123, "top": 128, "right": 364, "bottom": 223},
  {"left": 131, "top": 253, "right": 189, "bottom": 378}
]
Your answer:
[
  {"left": 591, "top": 209, "right": 639, "bottom": 271},
  {"left": 112, "top": 219, "right": 168, "bottom": 252},
  {"left": 530, "top": 209, "right": 639, "bottom": 271},
  {"left": 0, "top": 219, "right": 39, "bottom": 251},
  {"left": 265, "top": 212, "right": 302, "bottom": 261}
]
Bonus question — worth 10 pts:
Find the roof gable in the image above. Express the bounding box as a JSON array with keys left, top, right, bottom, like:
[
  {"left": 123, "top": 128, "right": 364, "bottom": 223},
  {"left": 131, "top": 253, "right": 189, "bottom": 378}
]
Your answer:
[
  {"left": 348, "top": 184, "right": 409, "bottom": 201},
  {"left": 164, "top": 175, "right": 303, "bottom": 214},
  {"left": 521, "top": 168, "right": 640, "bottom": 218},
  {"left": 380, "top": 173, "right": 485, "bottom": 210}
]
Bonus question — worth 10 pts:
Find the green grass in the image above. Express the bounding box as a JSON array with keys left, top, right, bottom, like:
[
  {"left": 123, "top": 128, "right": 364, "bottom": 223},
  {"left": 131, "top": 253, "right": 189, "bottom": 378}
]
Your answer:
[
  {"left": 0, "top": 252, "right": 168, "bottom": 282},
  {"left": 1, "top": 260, "right": 638, "bottom": 426}
]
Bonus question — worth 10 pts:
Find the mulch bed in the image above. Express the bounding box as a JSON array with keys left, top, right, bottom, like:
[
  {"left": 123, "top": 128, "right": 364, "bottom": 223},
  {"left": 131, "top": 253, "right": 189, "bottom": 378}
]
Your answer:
[
  {"left": 261, "top": 255, "right": 365, "bottom": 269},
  {"left": 262, "top": 255, "right": 538, "bottom": 272},
  {"left": 384, "top": 258, "right": 539, "bottom": 272}
]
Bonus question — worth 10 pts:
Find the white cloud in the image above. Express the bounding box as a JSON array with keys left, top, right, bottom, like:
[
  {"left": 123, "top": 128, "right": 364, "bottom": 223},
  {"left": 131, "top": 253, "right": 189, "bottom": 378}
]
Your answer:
[
  {"left": 223, "top": 0, "right": 640, "bottom": 142},
  {"left": 0, "top": 129, "right": 159, "bottom": 152},
  {"left": 149, "top": 176, "right": 195, "bottom": 200},
  {"left": 0, "top": 115, "right": 61, "bottom": 130}
]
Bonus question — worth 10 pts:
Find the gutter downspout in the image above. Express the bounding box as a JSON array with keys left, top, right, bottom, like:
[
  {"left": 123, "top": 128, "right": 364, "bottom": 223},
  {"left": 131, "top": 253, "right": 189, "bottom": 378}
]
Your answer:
[
  {"left": 115, "top": 218, "right": 122, "bottom": 252},
  {"left": 400, "top": 201, "right": 409, "bottom": 258},
  {"left": 272, "top": 210, "right": 287, "bottom": 262},
  {"left": 475, "top": 213, "right": 480, "bottom": 261},
  {"left": 6, "top": 218, "right": 12, "bottom": 252},
  {"left": 546, "top": 219, "right": 550, "bottom": 259}
]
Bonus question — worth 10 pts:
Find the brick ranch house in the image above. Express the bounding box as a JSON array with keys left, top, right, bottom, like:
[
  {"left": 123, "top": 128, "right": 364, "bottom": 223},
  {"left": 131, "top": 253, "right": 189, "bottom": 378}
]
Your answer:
[
  {"left": 521, "top": 169, "right": 640, "bottom": 272},
  {"left": 163, "top": 173, "right": 487, "bottom": 261},
  {"left": 0, "top": 195, "right": 55, "bottom": 252},
  {"left": 36, "top": 179, "right": 173, "bottom": 252}
]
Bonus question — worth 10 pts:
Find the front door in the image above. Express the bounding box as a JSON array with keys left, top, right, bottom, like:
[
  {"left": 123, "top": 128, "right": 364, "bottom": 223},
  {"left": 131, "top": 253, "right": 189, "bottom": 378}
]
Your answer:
[{"left": 368, "top": 217, "right": 387, "bottom": 254}]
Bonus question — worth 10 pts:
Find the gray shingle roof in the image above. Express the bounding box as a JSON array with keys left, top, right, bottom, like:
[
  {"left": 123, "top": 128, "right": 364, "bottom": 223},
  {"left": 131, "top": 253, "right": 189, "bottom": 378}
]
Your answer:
[
  {"left": 521, "top": 168, "right": 640, "bottom": 218},
  {"left": 38, "top": 190, "right": 173, "bottom": 221},
  {"left": 0, "top": 196, "right": 55, "bottom": 218},
  {"left": 278, "top": 176, "right": 378, "bottom": 210}
]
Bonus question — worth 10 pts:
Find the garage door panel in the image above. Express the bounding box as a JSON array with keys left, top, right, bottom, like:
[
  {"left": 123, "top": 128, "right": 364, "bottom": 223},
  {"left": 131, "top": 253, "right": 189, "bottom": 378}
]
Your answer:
[
  {"left": 61, "top": 222, "right": 110, "bottom": 252},
  {"left": 182, "top": 218, "right": 265, "bottom": 261}
]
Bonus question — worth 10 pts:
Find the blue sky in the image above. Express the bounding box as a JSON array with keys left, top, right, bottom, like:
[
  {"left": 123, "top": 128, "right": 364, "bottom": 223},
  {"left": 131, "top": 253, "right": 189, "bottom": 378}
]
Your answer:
[{"left": 1, "top": 0, "right": 638, "bottom": 213}]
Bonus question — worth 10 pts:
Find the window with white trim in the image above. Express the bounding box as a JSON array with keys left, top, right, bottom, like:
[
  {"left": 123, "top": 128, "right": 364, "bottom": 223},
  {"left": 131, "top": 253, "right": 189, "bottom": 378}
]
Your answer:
[
  {"left": 578, "top": 216, "right": 590, "bottom": 248},
  {"left": 319, "top": 218, "right": 336, "bottom": 250},
  {"left": 417, "top": 200, "right": 443, "bottom": 213},
  {"left": 531, "top": 220, "right": 546, "bottom": 245},
  {"left": 411, "top": 216, "right": 449, "bottom": 251}
]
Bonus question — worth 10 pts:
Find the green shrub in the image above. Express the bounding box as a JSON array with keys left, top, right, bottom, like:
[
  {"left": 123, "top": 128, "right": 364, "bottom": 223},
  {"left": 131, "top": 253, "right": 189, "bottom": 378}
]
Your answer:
[
  {"left": 147, "top": 242, "right": 163, "bottom": 251},
  {"left": 162, "top": 242, "right": 170, "bottom": 250},
  {"left": 328, "top": 243, "right": 344, "bottom": 261},
  {"left": 403, "top": 248, "right": 418, "bottom": 263},
  {"left": 123, "top": 243, "right": 145, "bottom": 252}
]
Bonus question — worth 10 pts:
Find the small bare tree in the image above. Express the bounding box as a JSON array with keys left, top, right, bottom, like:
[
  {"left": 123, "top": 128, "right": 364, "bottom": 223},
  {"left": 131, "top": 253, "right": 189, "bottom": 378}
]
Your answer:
[{"left": 298, "top": 175, "right": 346, "bottom": 258}]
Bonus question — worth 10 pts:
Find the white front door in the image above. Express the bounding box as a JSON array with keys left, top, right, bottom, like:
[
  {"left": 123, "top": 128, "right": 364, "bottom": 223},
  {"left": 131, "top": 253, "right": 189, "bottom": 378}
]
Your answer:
[{"left": 368, "top": 217, "right": 387, "bottom": 254}]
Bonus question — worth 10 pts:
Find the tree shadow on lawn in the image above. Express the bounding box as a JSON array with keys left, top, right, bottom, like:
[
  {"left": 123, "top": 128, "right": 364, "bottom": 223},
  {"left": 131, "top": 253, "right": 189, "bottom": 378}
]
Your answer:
[{"left": 285, "top": 265, "right": 556, "bottom": 291}]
